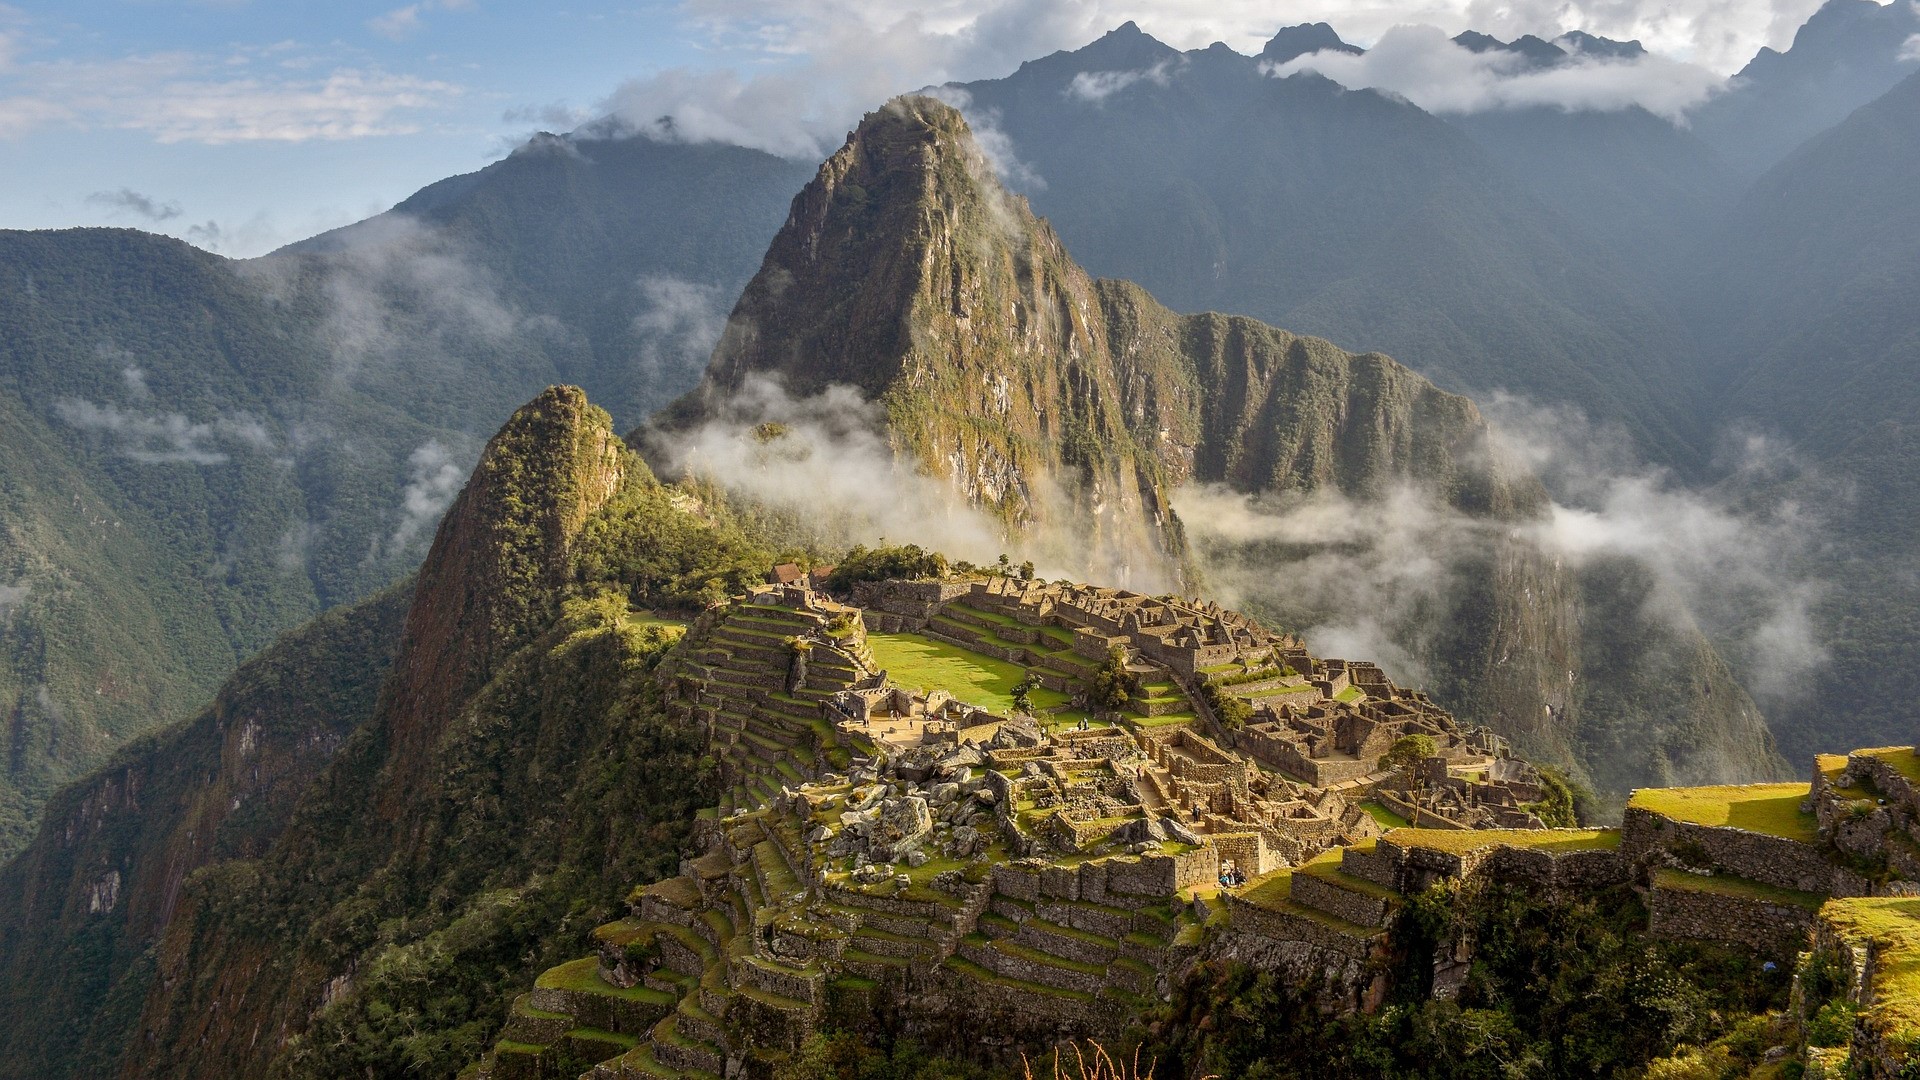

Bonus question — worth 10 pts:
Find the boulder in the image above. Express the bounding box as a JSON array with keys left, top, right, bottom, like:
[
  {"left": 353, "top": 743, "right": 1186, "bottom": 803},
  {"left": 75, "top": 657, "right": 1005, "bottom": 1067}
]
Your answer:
[{"left": 872, "top": 796, "right": 932, "bottom": 859}]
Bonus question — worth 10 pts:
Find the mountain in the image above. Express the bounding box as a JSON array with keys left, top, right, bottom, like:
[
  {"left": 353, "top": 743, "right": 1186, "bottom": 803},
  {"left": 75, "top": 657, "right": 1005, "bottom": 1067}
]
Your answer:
[
  {"left": 288, "top": 134, "right": 812, "bottom": 426},
  {"left": 659, "top": 96, "right": 1781, "bottom": 796},
  {"left": 0, "top": 584, "right": 410, "bottom": 1080},
  {"left": 946, "top": 24, "right": 1718, "bottom": 468},
  {"left": 1691, "top": 0, "right": 1920, "bottom": 177},
  {"left": 99, "top": 389, "right": 769, "bottom": 1079},
  {"left": 0, "top": 140, "right": 811, "bottom": 857},
  {"left": 1684, "top": 68, "right": 1920, "bottom": 760},
  {"left": 0, "top": 229, "right": 466, "bottom": 857},
  {"left": 1258, "top": 21, "right": 1362, "bottom": 65},
  {"left": 1446, "top": 107, "right": 1733, "bottom": 274}
]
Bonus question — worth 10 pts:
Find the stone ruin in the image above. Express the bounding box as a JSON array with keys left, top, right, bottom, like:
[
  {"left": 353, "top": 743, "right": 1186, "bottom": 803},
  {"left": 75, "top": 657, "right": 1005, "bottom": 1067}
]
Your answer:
[{"left": 467, "top": 575, "right": 1920, "bottom": 1080}]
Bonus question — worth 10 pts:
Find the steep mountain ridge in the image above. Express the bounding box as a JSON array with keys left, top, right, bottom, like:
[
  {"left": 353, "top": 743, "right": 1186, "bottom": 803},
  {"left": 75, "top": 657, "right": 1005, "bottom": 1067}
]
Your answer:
[
  {"left": 1681, "top": 68, "right": 1920, "bottom": 759},
  {"left": 950, "top": 24, "right": 1719, "bottom": 467},
  {"left": 660, "top": 96, "right": 1782, "bottom": 795},
  {"left": 0, "top": 585, "right": 410, "bottom": 1080},
  {"left": 1691, "top": 0, "right": 1920, "bottom": 177}
]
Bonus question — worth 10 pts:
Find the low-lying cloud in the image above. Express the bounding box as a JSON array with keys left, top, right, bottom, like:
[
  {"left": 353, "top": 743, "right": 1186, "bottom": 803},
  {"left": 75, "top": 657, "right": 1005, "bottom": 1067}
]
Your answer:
[
  {"left": 651, "top": 375, "right": 1175, "bottom": 590},
  {"left": 53, "top": 398, "right": 276, "bottom": 465},
  {"left": 1901, "top": 32, "right": 1920, "bottom": 62},
  {"left": 377, "top": 438, "right": 466, "bottom": 560},
  {"left": 86, "top": 188, "right": 181, "bottom": 222},
  {"left": 1267, "top": 24, "right": 1726, "bottom": 121},
  {"left": 631, "top": 275, "right": 730, "bottom": 384},
  {"left": 1175, "top": 394, "right": 1829, "bottom": 715},
  {"left": 1066, "top": 60, "right": 1177, "bottom": 102},
  {"left": 653, "top": 375, "right": 1010, "bottom": 561}
]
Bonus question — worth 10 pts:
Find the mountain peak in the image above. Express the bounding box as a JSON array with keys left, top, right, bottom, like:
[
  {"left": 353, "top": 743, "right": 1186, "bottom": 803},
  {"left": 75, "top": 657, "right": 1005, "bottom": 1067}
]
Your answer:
[
  {"left": 1454, "top": 30, "right": 1570, "bottom": 66},
  {"left": 1555, "top": 30, "right": 1647, "bottom": 59},
  {"left": 377, "top": 384, "right": 627, "bottom": 812},
  {"left": 1260, "top": 22, "right": 1363, "bottom": 64}
]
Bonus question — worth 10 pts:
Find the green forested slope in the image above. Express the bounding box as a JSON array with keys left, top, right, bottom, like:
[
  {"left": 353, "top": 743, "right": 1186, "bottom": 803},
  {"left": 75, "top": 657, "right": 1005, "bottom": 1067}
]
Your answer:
[
  {"left": 1685, "top": 68, "right": 1920, "bottom": 759},
  {"left": 0, "top": 583, "right": 411, "bottom": 1080},
  {"left": 0, "top": 230, "right": 452, "bottom": 854}
]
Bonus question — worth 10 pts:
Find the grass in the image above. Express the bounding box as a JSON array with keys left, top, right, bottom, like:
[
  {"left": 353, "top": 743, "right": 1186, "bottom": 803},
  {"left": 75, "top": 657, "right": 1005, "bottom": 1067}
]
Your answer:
[
  {"left": 1627, "top": 783, "right": 1819, "bottom": 844},
  {"left": 1359, "top": 801, "right": 1410, "bottom": 829},
  {"left": 1385, "top": 827, "right": 1622, "bottom": 855},
  {"left": 1857, "top": 746, "right": 1920, "bottom": 786},
  {"left": 1296, "top": 850, "right": 1400, "bottom": 901},
  {"left": 866, "top": 631, "right": 1069, "bottom": 713},
  {"left": 1652, "top": 868, "right": 1823, "bottom": 909},
  {"left": 535, "top": 958, "right": 675, "bottom": 1004},
  {"left": 1819, "top": 896, "right": 1920, "bottom": 1051}
]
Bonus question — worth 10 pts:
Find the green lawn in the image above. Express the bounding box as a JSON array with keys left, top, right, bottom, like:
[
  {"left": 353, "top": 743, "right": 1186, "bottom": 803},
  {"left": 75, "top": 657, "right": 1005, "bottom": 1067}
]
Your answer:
[
  {"left": 1359, "top": 801, "right": 1410, "bottom": 829},
  {"left": 630, "top": 610, "right": 689, "bottom": 636},
  {"left": 1386, "top": 827, "right": 1622, "bottom": 855},
  {"left": 1627, "top": 783, "right": 1818, "bottom": 844},
  {"left": 1858, "top": 746, "right": 1920, "bottom": 786},
  {"left": 866, "top": 632, "right": 1069, "bottom": 713}
]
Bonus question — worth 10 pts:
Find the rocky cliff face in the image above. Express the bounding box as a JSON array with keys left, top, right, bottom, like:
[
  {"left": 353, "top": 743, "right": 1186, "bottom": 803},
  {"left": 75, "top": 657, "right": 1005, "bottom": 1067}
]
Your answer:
[
  {"left": 371, "top": 384, "right": 626, "bottom": 815},
  {"left": 114, "top": 386, "right": 642, "bottom": 1080},
  {"left": 0, "top": 585, "right": 410, "bottom": 1080},
  {"left": 661, "top": 96, "right": 1781, "bottom": 796}
]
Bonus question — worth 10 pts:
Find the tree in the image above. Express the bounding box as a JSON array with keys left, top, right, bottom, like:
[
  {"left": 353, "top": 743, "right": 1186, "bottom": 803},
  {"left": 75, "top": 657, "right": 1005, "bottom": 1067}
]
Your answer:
[
  {"left": 1379, "top": 734, "right": 1437, "bottom": 772},
  {"left": 1087, "top": 646, "right": 1139, "bottom": 713},
  {"left": 1380, "top": 733, "right": 1438, "bottom": 825},
  {"left": 1011, "top": 674, "right": 1036, "bottom": 715},
  {"left": 1018, "top": 560, "right": 1035, "bottom": 583}
]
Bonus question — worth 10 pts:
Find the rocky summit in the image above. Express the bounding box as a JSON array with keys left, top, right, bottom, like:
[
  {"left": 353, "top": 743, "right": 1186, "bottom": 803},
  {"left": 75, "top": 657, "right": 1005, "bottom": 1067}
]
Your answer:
[{"left": 657, "top": 95, "right": 1781, "bottom": 799}]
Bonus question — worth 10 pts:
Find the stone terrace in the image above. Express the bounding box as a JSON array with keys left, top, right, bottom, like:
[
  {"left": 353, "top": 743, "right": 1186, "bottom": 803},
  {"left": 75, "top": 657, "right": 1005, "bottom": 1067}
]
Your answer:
[{"left": 464, "top": 579, "right": 1920, "bottom": 1080}]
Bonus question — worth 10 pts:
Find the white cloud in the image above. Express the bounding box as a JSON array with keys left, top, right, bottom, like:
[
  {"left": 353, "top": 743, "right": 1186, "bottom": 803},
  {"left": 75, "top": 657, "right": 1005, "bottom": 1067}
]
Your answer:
[
  {"left": 1173, "top": 395, "right": 1831, "bottom": 714},
  {"left": 86, "top": 187, "right": 181, "bottom": 222},
  {"left": 921, "top": 86, "right": 1044, "bottom": 189},
  {"left": 381, "top": 438, "right": 466, "bottom": 558},
  {"left": 0, "top": 47, "right": 461, "bottom": 143},
  {"left": 53, "top": 398, "right": 276, "bottom": 465},
  {"left": 0, "top": 582, "right": 28, "bottom": 618},
  {"left": 369, "top": 6, "right": 427, "bottom": 40},
  {"left": 631, "top": 275, "right": 729, "bottom": 382},
  {"left": 243, "top": 213, "right": 526, "bottom": 386},
  {"left": 581, "top": 0, "right": 1823, "bottom": 164},
  {"left": 653, "top": 375, "right": 1176, "bottom": 589},
  {"left": 1901, "top": 33, "right": 1920, "bottom": 62},
  {"left": 369, "top": 0, "right": 473, "bottom": 41},
  {"left": 1066, "top": 59, "right": 1176, "bottom": 102},
  {"left": 1267, "top": 23, "right": 1726, "bottom": 122}
]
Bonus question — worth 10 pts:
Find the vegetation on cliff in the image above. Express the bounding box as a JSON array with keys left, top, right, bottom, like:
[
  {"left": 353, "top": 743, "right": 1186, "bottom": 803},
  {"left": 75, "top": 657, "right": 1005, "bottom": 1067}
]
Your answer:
[{"left": 656, "top": 95, "right": 1781, "bottom": 798}]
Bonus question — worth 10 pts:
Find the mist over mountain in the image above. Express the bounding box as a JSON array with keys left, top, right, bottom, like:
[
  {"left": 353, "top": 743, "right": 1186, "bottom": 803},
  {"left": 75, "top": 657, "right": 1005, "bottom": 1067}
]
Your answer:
[
  {"left": 6, "top": 3, "right": 1920, "bottom": 1072},
  {"left": 653, "top": 96, "right": 1782, "bottom": 796},
  {"left": 944, "top": 22, "right": 1720, "bottom": 468},
  {"left": 1691, "top": 0, "right": 1920, "bottom": 178},
  {"left": 1683, "top": 66, "right": 1920, "bottom": 760}
]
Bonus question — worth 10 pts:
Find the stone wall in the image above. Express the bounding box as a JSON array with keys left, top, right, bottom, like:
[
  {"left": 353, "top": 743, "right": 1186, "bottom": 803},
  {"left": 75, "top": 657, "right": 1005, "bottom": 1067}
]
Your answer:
[
  {"left": 1622, "top": 807, "right": 1845, "bottom": 894},
  {"left": 1647, "top": 877, "right": 1815, "bottom": 956}
]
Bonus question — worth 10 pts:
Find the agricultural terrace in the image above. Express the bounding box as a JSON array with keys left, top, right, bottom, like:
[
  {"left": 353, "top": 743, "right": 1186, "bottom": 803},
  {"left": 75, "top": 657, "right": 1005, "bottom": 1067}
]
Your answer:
[{"left": 1627, "top": 783, "right": 1820, "bottom": 844}]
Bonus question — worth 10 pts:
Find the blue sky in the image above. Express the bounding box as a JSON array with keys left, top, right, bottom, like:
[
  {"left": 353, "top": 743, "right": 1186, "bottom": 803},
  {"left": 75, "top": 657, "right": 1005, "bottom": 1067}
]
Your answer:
[{"left": 0, "top": 0, "right": 1829, "bottom": 256}]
